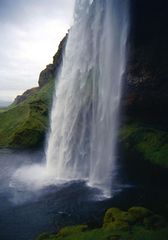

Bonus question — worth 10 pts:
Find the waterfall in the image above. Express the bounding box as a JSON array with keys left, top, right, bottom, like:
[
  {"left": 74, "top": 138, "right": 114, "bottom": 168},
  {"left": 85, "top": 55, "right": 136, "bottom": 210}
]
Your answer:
[{"left": 46, "top": 0, "right": 129, "bottom": 197}]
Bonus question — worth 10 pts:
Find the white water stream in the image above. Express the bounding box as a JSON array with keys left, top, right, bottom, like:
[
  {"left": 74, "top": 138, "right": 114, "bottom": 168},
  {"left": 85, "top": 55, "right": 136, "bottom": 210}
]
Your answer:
[{"left": 46, "top": 0, "right": 129, "bottom": 196}]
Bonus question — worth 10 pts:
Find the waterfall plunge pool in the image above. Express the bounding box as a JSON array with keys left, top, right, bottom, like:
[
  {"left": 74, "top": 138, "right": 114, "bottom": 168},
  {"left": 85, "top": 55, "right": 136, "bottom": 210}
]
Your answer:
[{"left": 0, "top": 149, "right": 168, "bottom": 240}]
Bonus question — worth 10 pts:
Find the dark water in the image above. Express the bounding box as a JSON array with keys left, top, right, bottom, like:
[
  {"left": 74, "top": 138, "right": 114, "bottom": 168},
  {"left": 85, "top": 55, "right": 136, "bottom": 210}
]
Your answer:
[{"left": 0, "top": 149, "right": 168, "bottom": 240}]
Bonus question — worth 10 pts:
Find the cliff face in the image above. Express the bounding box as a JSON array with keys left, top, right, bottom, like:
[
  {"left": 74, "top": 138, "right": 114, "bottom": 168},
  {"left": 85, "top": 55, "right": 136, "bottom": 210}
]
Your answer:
[
  {"left": 38, "top": 34, "right": 68, "bottom": 88},
  {"left": 121, "top": 0, "right": 168, "bottom": 169},
  {"left": 125, "top": 0, "right": 168, "bottom": 125}
]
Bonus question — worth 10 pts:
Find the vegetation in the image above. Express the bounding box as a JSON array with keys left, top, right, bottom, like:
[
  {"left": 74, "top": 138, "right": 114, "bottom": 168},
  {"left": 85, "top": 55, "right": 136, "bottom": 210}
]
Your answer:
[
  {"left": 36, "top": 207, "right": 168, "bottom": 240},
  {"left": 0, "top": 79, "right": 55, "bottom": 148},
  {"left": 120, "top": 121, "right": 168, "bottom": 168},
  {"left": 0, "top": 32, "right": 66, "bottom": 149},
  {"left": 1, "top": 79, "right": 168, "bottom": 170}
]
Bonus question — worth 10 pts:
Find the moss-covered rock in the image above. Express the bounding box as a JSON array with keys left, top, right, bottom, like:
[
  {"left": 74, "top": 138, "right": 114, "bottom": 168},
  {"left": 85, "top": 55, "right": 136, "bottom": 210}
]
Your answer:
[
  {"left": 104, "top": 208, "right": 134, "bottom": 226},
  {"left": 104, "top": 208, "right": 122, "bottom": 225},
  {"left": 143, "top": 215, "right": 166, "bottom": 229},
  {"left": 128, "top": 207, "right": 152, "bottom": 223},
  {"left": 57, "top": 225, "right": 88, "bottom": 237},
  {"left": 105, "top": 220, "right": 129, "bottom": 231},
  {"left": 36, "top": 233, "right": 51, "bottom": 240},
  {"left": 36, "top": 207, "right": 168, "bottom": 240},
  {"left": 120, "top": 122, "right": 168, "bottom": 168},
  {"left": 103, "top": 207, "right": 153, "bottom": 232}
]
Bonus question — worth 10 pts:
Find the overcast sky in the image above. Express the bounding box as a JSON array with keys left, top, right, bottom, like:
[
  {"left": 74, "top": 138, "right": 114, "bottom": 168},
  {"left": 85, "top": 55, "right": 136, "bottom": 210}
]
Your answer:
[{"left": 0, "top": 0, "right": 75, "bottom": 102}]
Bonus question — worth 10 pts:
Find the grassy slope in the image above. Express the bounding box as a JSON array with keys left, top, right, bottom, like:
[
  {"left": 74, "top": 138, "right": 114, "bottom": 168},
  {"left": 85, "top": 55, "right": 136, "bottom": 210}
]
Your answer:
[
  {"left": 0, "top": 79, "right": 55, "bottom": 148},
  {"left": 36, "top": 207, "right": 168, "bottom": 240}
]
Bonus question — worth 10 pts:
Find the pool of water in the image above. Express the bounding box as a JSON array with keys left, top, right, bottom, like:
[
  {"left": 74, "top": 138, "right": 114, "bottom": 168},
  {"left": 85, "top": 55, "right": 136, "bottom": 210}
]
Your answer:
[{"left": 0, "top": 149, "right": 167, "bottom": 240}]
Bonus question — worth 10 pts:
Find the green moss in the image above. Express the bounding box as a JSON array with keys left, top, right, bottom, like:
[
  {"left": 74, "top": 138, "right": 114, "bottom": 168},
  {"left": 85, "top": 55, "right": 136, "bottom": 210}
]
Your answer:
[
  {"left": 103, "top": 207, "right": 153, "bottom": 233},
  {"left": 104, "top": 208, "right": 133, "bottom": 225},
  {"left": 103, "top": 208, "right": 122, "bottom": 224},
  {"left": 103, "top": 207, "right": 150, "bottom": 228},
  {"left": 36, "top": 233, "right": 51, "bottom": 240},
  {"left": 57, "top": 225, "right": 88, "bottom": 237},
  {"left": 131, "top": 226, "right": 168, "bottom": 240},
  {"left": 40, "top": 227, "right": 168, "bottom": 240},
  {"left": 37, "top": 229, "right": 124, "bottom": 240},
  {"left": 143, "top": 215, "right": 166, "bottom": 229},
  {"left": 36, "top": 207, "right": 168, "bottom": 240},
  {"left": 105, "top": 220, "right": 129, "bottom": 231},
  {"left": 128, "top": 207, "right": 152, "bottom": 222},
  {"left": 121, "top": 122, "right": 168, "bottom": 168}
]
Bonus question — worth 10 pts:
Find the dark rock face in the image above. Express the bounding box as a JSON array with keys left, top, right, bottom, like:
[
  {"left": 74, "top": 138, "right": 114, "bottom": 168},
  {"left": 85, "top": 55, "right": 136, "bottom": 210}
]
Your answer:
[
  {"left": 14, "top": 87, "right": 39, "bottom": 105},
  {"left": 38, "top": 34, "right": 68, "bottom": 88},
  {"left": 124, "top": 0, "right": 168, "bottom": 125},
  {"left": 120, "top": 0, "right": 168, "bottom": 169},
  {"left": 38, "top": 64, "right": 55, "bottom": 88}
]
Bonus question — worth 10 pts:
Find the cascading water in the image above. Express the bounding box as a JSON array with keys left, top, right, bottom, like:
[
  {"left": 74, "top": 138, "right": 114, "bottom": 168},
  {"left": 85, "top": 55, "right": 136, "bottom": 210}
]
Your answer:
[{"left": 46, "top": 0, "right": 129, "bottom": 197}]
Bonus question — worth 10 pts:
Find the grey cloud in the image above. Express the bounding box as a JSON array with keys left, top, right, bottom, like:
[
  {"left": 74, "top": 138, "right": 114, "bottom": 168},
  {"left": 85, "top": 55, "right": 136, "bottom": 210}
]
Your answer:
[{"left": 0, "top": 0, "right": 75, "bottom": 101}]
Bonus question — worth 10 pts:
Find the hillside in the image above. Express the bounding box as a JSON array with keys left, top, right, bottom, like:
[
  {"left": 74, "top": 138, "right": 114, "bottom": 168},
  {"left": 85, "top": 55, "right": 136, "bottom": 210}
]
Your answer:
[{"left": 0, "top": 35, "right": 67, "bottom": 148}]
